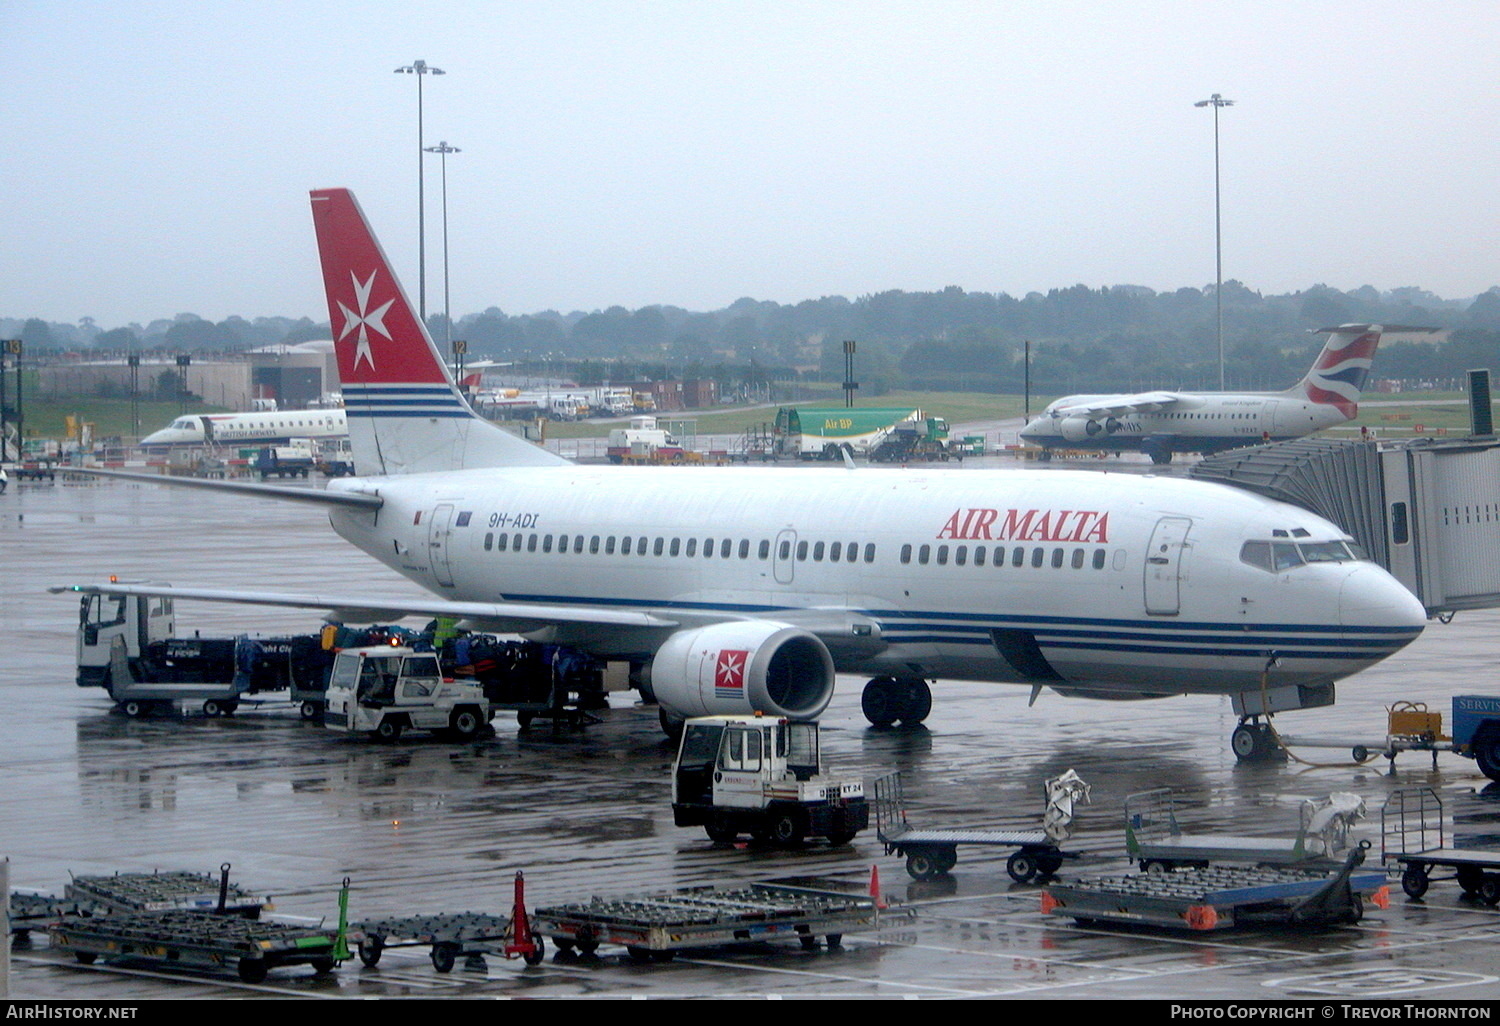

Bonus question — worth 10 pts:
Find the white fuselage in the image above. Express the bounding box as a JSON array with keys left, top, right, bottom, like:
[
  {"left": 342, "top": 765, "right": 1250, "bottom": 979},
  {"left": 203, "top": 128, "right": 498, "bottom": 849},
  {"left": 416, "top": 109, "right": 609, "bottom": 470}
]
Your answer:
[
  {"left": 325, "top": 464, "right": 1425, "bottom": 698},
  {"left": 141, "top": 409, "right": 349, "bottom": 447},
  {"left": 1020, "top": 391, "right": 1349, "bottom": 455}
]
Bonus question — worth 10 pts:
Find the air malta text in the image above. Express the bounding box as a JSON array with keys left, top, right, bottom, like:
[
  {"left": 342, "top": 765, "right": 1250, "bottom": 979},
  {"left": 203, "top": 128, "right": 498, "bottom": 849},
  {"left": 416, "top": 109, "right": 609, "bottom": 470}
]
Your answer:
[{"left": 937, "top": 508, "right": 1110, "bottom": 543}]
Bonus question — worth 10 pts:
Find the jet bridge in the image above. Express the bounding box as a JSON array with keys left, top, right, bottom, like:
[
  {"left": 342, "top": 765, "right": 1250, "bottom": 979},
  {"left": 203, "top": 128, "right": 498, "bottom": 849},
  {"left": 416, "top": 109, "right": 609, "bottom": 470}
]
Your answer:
[{"left": 1192, "top": 434, "right": 1500, "bottom": 617}]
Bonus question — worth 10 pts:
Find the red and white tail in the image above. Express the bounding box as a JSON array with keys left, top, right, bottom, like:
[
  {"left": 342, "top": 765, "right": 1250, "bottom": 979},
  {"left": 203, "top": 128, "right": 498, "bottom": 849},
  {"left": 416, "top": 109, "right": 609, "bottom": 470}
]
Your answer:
[
  {"left": 1290, "top": 324, "right": 1382, "bottom": 420},
  {"left": 309, "top": 188, "right": 567, "bottom": 475}
]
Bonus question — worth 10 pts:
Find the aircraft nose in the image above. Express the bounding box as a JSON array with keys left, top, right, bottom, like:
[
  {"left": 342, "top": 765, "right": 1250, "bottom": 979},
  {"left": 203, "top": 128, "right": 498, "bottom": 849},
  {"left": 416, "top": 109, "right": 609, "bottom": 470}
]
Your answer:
[{"left": 1340, "top": 566, "right": 1427, "bottom": 631}]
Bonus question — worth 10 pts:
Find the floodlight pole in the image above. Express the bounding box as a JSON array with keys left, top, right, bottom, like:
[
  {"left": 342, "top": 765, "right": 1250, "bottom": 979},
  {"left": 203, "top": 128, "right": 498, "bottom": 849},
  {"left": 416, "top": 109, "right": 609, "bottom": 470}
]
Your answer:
[
  {"left": 1195, "top": 93, "right": 1234, "bottom": 390},
  {"left": 396, "top": 59, "right": 446, "bottom": 323},
  {"left": 425, "top": 141, "right": 461, "bottom": 352}
]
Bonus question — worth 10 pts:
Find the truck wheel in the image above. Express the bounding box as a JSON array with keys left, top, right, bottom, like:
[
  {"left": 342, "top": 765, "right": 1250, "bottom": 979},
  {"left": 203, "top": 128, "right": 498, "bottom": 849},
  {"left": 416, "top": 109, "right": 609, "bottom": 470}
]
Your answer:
[
  {"left": 374, "top": 719, "right": 402, "bottom": 742},
  {"left": 300, "top": 701, "right": 323, "bottom": 721},
  {"left": 122, "top": 700, "right": 146, "bottom": 718},
  {"left": 203, "top": 700, "right": 223, "bottom": 717},
  {"left": 1473, "top": 729, "right": 1500, "bottom": 781},
  {"left": 705, "top": 819, "right": 739, "bottom": 843},
  {"left": 769, "top": 812, "right": 805, "bottom": 847},
  {"left": 448, "top": 707, "right": 483, "bottom": 740},
  {"left": 1480, "top": 876, "right": 1500, "bottom": 906},
  {"left": 825, "top": 829, "right": 857, "bottom": 846}
]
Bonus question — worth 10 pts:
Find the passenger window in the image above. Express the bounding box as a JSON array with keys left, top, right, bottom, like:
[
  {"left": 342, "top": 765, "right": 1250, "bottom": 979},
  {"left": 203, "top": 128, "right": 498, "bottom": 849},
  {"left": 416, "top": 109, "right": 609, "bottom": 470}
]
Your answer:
[
  {"left": 1050, "top": 548, "right": 1063, "bottom": 569},
  {"left": 936, "top": 545, "right": 949, "bottom": 566},
  {"left": 830, "top": 542, "right": 842, "bottom": 562},
  {"left": 484, "top": 532, "right": 493, "bottom": 551},
  {"left": 653, "top": 538, "right": 664, "bottom": 556},
  {"left": 720, "top": 539, "right": 731, "bottom": 558},
  {"left": 638, "top": 536, "right": 648, "bottom": 556},
  {"left": 704, "top": 538, "right": 714, "bottom": 557},
  {"left": 813, "top": 542, "right": 825, "bottom": 562},
  {"left": 687, "top": 538, "right": 698, "bottom": 557},
  {"left": 975, "top": 546, "right": 986, "bottom": 567},
  {"left": 527, "top": 534, "right": 538, "bottom": 552},
  {"left": 1012, "top": 547, "right": 1025, "bottom": 568},
  {"left": 779, "top": 540, "right": 791, "bottom": 560},
  {"left": 621, "top": 536, "right": 633, "bottom": 555},
  {"left": 1031, "top": 547, "right": 1044, "bottom": 568},
  {"left": 864, "top": 544, "right": 875, "bottom": 563},
  {"left": 759, "top": 540, "right": 770, "bottom": 559},
  {"left": 918, "top": 544, "right": 930, "bottom": 565},
  {"left": 606, "top": 536, "right": 617, "bottom": 555},
  {"left": 738, "top": 539, "right": 749, "bottom": 559},
  {"left": 590, "top": 535, "right": 600, "bottom": 554},
  {"left": 901, "top": 544, "right": 912, "bottom": 564},
  {"left": 1092, "top": 548, "right": 1106, "bottom": 570},
  {"left": 670, "top": 538, "right": 681, "bottom": 557},
  {"left": 542, "top": 534, "right": 553, "bottom": 553},
  {"left": 796, "top": 541, "right": 808, "bottom": 561},
  {"left": 955, "top": 545, "right": 967, "bottom": 566},
  {"left": 1071, "top": 548, "right": 1084, "bottom": 569}
]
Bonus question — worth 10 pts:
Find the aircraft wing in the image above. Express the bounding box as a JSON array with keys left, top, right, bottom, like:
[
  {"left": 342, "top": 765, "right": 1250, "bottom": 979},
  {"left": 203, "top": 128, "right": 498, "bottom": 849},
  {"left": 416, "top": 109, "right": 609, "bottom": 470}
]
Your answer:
[
  {"left": 51, "top": 582, "right": 681, "bottom": 632},
  {"left": 63, "top": 468, "right": 383, "bottom": 511},
  {"left": 1049, "top": 391, "right": 1187, "bottom": 418}
]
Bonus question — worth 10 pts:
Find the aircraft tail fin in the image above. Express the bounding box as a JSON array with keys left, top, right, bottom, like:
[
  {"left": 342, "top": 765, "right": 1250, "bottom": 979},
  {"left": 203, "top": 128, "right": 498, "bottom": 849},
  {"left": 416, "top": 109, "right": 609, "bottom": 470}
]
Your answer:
[
  {"left": 1289, "top": 324, "right": 1384, "bottom": 419},
  {"left": 309, "top": 188, "right": 568, "bottom": 475}
]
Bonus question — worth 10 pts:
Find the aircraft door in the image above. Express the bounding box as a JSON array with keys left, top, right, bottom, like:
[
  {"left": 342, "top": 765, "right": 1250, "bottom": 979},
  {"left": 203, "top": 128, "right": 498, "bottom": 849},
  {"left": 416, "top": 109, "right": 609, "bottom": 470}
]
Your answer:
[
  {"left": 1144, "top": 516, "right": 1192, "bottom": 616},
  {"left": 428, "top": 503, "right": 456, "bottom": 587},
  {"left": 773, "top": 529, "right": 797, "bottom": 585}
]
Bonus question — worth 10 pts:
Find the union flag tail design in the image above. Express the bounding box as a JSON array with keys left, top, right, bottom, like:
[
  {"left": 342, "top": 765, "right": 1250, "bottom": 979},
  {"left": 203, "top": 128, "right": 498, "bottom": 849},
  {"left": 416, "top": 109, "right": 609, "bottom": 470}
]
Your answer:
[
  {"left": 309, "top": 189, "right": 567, "bottom": 474},
  {"left": 1296, "top": 324, "right": 1382, "bottom": 420}
]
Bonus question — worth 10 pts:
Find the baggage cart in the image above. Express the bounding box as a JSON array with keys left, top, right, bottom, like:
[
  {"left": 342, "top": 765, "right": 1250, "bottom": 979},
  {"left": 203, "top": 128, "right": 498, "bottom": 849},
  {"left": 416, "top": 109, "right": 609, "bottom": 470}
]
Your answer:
[
  {"left": 1124, "top": 787, "right": 1363, "bottom": 872},
  {"left": 873, "top": 771, "right": 1082, "bottom": 881},
  {"left": 1382, "top": 786, "right": 1500, "bottom": 903},
  {"left": 351, "top": 872, "right": 543, "bottom": 971},
  {"left": 532, "top": 878, "right": 886, "bottom": 962},
  {"left": 48, "top": 908, "right": 342, "bottom": 983},
  {"left": 1042, "top": 842, "right": 1388, "bottom": 931},
  {"left": 65, "top": 863, "right": 267, "bottom": 918}
]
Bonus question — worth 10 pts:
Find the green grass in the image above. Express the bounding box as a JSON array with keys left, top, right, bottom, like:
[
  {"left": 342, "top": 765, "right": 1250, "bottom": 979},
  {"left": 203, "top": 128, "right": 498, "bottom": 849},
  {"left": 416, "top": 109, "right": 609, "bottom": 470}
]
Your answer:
[{"left": 12, "top": 399, "right": 229, "bottom": 441}]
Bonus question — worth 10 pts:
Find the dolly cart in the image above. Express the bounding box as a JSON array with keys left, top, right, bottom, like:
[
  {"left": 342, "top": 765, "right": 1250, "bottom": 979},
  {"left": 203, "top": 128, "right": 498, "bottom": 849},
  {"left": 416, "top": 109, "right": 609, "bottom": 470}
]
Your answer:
[
  {"left": 1382, "top": 787, "right": 1500, "bottom": 903},
  {"left": 1125, "top": 788, "right": 1364, "bottom": 872},
  {"left": 1042, "top": 841, "right": 1388, "bottom": 932},
  {"left": 532, "top": 879, "right": 884, "bottom": 963},
  {"left": 873, "top": 770, "right": 1086, "bottom": 882},
  {"left": 351, "top": 871, "right": 544, "bottom": 971}
]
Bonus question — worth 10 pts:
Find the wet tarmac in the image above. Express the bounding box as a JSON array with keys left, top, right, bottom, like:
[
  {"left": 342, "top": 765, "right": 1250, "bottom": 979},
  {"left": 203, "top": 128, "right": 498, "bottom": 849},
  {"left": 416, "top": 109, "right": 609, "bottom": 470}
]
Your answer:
[{"left": 3, "top": 472, "right": 1500, "bottom": 1001}]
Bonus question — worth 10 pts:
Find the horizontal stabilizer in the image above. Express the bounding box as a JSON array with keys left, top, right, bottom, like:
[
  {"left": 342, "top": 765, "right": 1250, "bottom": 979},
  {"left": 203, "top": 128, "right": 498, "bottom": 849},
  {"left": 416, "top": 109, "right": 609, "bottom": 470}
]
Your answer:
[{"left": 64, "top": 468, "right": 384, "bottom": 511}]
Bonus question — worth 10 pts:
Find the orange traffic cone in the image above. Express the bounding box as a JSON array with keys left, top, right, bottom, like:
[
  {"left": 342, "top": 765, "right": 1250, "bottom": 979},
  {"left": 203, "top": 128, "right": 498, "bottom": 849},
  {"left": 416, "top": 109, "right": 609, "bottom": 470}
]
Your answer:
[{"left": 869, "top": 864, "right": 886, "bottom": 909}]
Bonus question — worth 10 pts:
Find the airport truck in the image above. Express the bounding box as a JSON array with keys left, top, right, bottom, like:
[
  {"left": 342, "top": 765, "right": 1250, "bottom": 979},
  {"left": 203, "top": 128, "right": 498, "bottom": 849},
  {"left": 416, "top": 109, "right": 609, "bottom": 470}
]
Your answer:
[
  {"left": 255, "top": 442, "right": 315, "bottom": 479},
  {"left": 868, "top": 416, "right": 955, "bottom": 462},
  {"left": 64, "top": 584, "right": 328, "bottom": 717},
  {"left": 671, "top": 715, "right": 868, "bottom": 846},
  {"left": 322, "top": 644, "right": 491, "bottom": 741},
  {"left": 1452, "top": 695, "right": 1500, "bottom": 781},
  {"left": 772, "top": 406, "right": 928, "bottom": 460}
]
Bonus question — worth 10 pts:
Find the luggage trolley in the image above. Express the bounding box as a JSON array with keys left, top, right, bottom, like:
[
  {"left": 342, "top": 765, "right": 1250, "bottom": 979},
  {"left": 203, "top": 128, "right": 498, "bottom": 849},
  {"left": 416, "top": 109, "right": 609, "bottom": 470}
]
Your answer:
[
  {"left": 873, "top": 771, "right": 1082, "bottom": 882},
  {"left": 1383, "top": 787, "right": 1500, "bottom": 903}
]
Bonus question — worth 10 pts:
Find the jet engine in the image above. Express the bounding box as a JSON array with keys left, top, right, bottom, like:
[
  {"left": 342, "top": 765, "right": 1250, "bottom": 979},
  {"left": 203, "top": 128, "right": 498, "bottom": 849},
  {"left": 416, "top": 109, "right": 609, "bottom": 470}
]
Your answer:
[
  {"left": 1058, "top": 416, "right": 1105, "bottom": 442},
  {"left": 647, "top": 622, "right": 836, "bottom": 723}
]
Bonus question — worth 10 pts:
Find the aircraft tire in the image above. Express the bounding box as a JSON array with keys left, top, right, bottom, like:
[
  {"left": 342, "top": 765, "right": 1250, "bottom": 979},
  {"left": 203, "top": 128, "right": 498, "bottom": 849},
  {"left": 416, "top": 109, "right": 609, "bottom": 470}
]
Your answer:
[
  {"left": 897, "top": 678, "right": 932, "bottom": 725},
  {"left": 860, "top": 677, "right": 902, "bottom": 727}
]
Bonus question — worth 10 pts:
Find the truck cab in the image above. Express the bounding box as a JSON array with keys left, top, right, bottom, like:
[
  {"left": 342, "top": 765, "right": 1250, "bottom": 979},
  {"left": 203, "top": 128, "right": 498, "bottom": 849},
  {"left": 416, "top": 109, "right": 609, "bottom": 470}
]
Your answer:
[
  {"left": 74, "top": 585, "right": 175, "bottom": 689},
  {"left": 324, "top": 645, "right": 491, "bottom": 742},
  {"left": 672, "top": 715, "right": 867, "bottom": 846}
]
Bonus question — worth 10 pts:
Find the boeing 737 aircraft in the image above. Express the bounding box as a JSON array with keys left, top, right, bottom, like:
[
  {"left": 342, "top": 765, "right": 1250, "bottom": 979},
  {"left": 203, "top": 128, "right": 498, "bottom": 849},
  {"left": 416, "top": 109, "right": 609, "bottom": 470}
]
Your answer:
[
  {"left": 1018, "top": 325, "right": 1428, "bottom": 464},
  {"left": 62, "top": 189, "right": 1430, "bottom": 758},
  {"left": 141, "top": 408, "right": 349, "bottom": 447}
]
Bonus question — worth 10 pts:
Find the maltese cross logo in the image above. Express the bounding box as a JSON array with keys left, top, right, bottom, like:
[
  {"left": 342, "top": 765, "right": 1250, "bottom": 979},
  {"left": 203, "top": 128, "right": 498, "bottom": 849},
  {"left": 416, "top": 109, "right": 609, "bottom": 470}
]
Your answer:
[
  {"left": 338, "top": 270, "right": 395, "bottom": 373},
  {"left": 715, "top": 650, "right": 748, "bottom": 692}
]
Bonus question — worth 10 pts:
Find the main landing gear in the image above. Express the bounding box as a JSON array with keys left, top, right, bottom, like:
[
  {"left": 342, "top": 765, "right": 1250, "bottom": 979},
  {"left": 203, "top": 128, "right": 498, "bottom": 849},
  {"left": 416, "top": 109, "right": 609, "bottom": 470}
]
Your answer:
[{"left": 860, "top": 676, "right": 932, "bottom": 728}]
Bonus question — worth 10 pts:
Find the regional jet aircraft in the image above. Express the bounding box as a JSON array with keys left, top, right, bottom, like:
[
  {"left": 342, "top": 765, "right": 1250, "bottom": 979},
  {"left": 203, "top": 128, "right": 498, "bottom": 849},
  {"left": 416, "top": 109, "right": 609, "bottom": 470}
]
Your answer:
[
  {"left": 1018, "top": 325, "right": 1432, "bottom": 465},
  {"left": 142, "top": 408, "right": 349, "bottom": 447},
  {"left": 62, "top": 189, "right": 1429, "bottom": 757}
]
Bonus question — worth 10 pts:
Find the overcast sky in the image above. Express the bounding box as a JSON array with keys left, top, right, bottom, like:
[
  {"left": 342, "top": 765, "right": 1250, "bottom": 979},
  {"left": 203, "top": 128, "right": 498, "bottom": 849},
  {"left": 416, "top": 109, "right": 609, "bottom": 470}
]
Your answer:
[{"left": 3, "top": 0, "right": 1498, "bottom": 329}]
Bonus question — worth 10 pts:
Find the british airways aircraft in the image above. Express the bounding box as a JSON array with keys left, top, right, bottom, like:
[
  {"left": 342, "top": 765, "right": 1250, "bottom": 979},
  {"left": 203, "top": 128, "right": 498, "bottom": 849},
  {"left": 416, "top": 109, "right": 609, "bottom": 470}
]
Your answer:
[
  {"left": 1018, "top": 325, "right": 1422, "bottom": 465},
  {"left": 141, "top": 408, "right": 349, "bottom": 447},
  {"left": 62, "top": 189, "right": 1429, "bottom": 757}
]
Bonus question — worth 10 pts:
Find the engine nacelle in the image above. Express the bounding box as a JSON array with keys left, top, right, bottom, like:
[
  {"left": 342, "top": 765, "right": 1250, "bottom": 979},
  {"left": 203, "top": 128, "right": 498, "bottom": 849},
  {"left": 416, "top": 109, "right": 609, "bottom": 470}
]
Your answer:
[
  {"left": 1058, "top": 416, "right": 1104, "bottom": 442},
  {"left": 648, "top": 622, "right": 835, "bottom": 722}
]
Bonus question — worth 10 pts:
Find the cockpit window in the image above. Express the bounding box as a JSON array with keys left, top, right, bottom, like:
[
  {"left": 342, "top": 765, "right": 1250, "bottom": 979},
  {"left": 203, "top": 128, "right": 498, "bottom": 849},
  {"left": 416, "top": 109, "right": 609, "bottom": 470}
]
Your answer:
[
  {"left": 1298, "top": 540, "right": 1357, "bottom": 563},
  {"left": 1242, "top": 538, "right": 1361, "bottom": 573}
]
